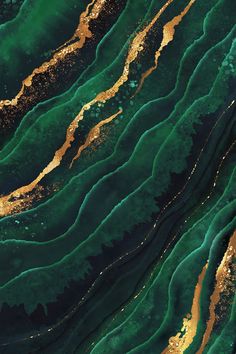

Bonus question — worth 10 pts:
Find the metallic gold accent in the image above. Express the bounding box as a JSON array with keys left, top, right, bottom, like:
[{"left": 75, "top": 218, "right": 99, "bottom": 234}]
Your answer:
[
  {"left": 56, "top": 0, "right": 103, "bottom": 51},
  {"left": 136, "top": 0, "right": 196, "bottom": 94},
  {"left": 196, "top": 231, "right": 236, "bottom": 354},
  {"left": 0, "top": 0, "right": 174, "bottom": 216},
  {"left": 162, "top": 263, "right": 208, "bottom": 354},
  {"left": 0, "top": 185, "right": 44, "bottom": 217},
  {"left": 70, "top": 109, "right": 122, "bottom": 167},
  {"left": 0, "top": 0, "right": 106, "bottom": 110},
  {"left": 0, "top": 0, "right": 197, "bottom": 216}
]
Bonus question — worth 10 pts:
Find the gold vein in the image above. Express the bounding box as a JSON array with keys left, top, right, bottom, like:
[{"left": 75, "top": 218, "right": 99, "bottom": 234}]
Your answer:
[
  {"left": 72, "top": 0, "right": 196, "bottom": 165},
  {"left": 196, "top": 230, "right": 236, "bottom": 354},
  {"left": 0, "top": 0, "right": 174, "bottom": 216},
  {"left": 162, "top": 262, "right": 208, "bottom": 354},
  {"left": 70, "top": 109, "right": 122, "bottom": 167},
  {"left": 136, "top": 0, "right": 196, "bottom": 94},
  {"left": 0, "top": 0, "right": 196, "bottom": 216},
  {"left": 0, "top": 0, "right": 106, "bottom": 109}
]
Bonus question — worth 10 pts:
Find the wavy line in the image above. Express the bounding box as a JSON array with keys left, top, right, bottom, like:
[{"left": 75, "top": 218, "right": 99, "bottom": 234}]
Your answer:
[
  {"left": 161, "top": 230, "right": 236, "bottom": 354},
  {"left": 0, "top": 0, "right": 146, "bottom": 161},
  {"left": 0, "top": 116, "right": 234, "bottom": 294},
  {"left": 99, "top": 102, "right": 236, "bottom": 352},
  {"left": 71, "top": 0, "right": 197, "bottom": 164},
  {"left": 0, "top": 0, "right": 174, "bottom": 216},
  {"left": 0, "top": 0, "right": 232, "bottom": 221},
  {"left": 0, "top": 59, "right": 233, "bottom": 296},
  {"left": 0, "top": 0, "right": 106, "bottom": 110},
  {"left": 0, "top": 136, "right": 235, "bottom": 348},
  {"left": 90, "top": 165, "right": 236, "bottom": 354},
  {"left": 70, "top": 109, "right": 122, "bottom": 167},
  {"left": 91, "top": 164, "right": 236, "bottom": 354},
  {"left": 196, "top": 230, "right": 236, "bottom": 354},
  {"left": 205, "top": 294, "right": 236, "bottom": 354},
  {"left": 161, "top": 263, "right": 208, "bottom": 354},
  {"left": 0, "top": 0, "right": 25, "bottom": 28},
  {"left": 135, "top": 0, "right": 196, "bottom": 94},
  {"left": 0, "top": 2, "right": 219, "bottom": 167}
]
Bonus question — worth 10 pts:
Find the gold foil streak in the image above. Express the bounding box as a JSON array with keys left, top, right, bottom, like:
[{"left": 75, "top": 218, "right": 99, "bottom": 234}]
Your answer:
[
  {"left": 56, "top": 0, "right": 101, "bottom": 51},
  {"left": 0, "top": 0, "right": 196, "bottom": 216},
  {"left": 0, "top": 0, "right": 106, "bottom": 110},
  {"left": 162, "top": 263, "right": 208, "bottom": 354},
  {"left": 136, "top": 0, "right": 196, "bottom": 94},
  {"left": 0, "top": 185, "right": 45, "bottom": 217},
  {"left": 162, "top": 231, "right": 236, "bottom": 354},
  {"left": 70, "top": 109, "right": 122, "bottom": 167},
  {"left": 71, "top": 1, "right": 197, "bottom": 166},
  {"left": 68, "top": 0, "right": 176, "bottom": 163},
  {"left": 196, "top": 231, "right": 236, "bottom": 354},
  {"left": 0, "top": 0, "right": 175, "bottom": 216}
]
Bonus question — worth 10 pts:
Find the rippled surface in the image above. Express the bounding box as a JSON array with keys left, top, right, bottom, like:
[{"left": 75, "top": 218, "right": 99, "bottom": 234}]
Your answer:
[{"left": 0, "top": 0, "right": 235, "bottom": 353}]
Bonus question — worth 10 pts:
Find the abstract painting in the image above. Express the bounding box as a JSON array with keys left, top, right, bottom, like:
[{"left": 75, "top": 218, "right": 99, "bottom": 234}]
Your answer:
[{"left": 0, "top": 0, "right": 235, "bottom": 353}]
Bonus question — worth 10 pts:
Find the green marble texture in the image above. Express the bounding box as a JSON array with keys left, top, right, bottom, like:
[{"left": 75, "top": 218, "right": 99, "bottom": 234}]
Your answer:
[{"left": 0, "top": 0, "right": 235, "bottom": 353}]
